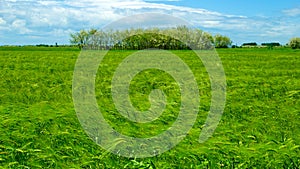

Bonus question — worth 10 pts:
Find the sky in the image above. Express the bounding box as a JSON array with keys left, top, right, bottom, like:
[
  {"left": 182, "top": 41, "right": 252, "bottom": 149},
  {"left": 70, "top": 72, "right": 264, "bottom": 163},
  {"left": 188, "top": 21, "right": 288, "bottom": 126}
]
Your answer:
[{"left": 0, "top": 0, "right": 299, "bottom": 46}]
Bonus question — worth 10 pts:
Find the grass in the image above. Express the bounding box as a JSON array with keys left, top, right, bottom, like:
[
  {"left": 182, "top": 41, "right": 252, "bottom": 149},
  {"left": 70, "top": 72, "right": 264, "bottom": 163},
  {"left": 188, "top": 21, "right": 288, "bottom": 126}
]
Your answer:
[{"left": 0, "top": 47, "right": 299, "bottom": 168}]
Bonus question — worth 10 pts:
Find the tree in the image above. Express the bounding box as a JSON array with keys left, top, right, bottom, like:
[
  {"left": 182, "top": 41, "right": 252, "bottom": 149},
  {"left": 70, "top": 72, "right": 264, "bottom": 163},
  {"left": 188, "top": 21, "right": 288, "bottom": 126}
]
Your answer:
[
  {"left": 289, "top": 37, "right": 300, "bottom": 49},
  {"left": 242, "top": 42, "right": 257, "bottom": 47},
  {"left": 214, "top": 34, "right": 232, "bottom": 48},
  {"left": 70, "top": 29, "right": 89, "bottom": 49},
  {"left": 87, "top": 28, "right": 98, "bottom": 49},
  {"left": 70, "top": 27, "right": 227, "bottom": 50},
  {"left": 261, "top": 42, "right": 280, "bottom": 47}
]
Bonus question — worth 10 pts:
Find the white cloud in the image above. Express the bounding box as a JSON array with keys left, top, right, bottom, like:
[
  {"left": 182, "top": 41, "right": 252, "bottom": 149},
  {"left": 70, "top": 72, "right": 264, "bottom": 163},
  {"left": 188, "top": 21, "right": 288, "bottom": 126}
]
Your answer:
[
  {"left": 12, "top": 19, "right": 26, "bottom": 28},
  {"left": 0, "top": 18, "right": 6, "bottom": 25},
  {"left": 283, "top": 8, "right": 300, "bottom": 16},
  {"left": 0, "top": 0, "right": 299, "bottom": 45},
  {"left": 11, "top": 19, "right": 32, "bottom": 34}
]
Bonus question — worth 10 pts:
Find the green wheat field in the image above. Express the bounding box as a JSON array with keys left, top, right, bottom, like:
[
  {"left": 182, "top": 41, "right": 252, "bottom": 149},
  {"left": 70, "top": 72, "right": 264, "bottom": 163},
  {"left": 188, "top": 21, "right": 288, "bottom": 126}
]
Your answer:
[{"left": 0, "top": 46, "right": 299, "bottom": 168}]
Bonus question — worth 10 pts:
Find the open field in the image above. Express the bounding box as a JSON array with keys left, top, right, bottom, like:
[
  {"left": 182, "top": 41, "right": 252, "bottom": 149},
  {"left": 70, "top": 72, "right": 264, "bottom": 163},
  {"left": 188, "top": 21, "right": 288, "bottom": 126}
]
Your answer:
[{"left": 0, "top": 47, "right": 300, "bottom": 168}]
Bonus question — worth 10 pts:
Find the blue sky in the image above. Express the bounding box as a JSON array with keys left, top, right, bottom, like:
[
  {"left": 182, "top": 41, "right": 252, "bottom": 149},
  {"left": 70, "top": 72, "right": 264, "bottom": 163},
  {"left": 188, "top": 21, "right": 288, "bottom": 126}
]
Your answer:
[
  {"left": 155, "top": 0, "right": 300, "bottom": 16},
  {"left": 0, "top": 0, "right": 299, "bottom": 45}
]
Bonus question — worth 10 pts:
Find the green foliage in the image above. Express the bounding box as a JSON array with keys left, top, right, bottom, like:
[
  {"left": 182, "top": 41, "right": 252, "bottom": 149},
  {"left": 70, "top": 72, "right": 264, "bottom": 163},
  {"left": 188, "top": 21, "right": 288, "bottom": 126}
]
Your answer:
[
  {"left": 213, "top": 34, "right": 232, "bottom": 48},
  {"left": 289, "top": 37, "right": 300, "bottom": 49},
  {"left": 242, "top": 42, "right": 258, "bottom": 47},
  {"left": 69, "top": 29, "right": 90, "bottom": 49},
  {"left": 261, "top": 42, "right": 281, "bottom": 47},
  {"left": 69, "top": 26, "right": 216, "bottom": 50},
  {"left": 0, "top": 47, "right": 300, "bottom": 168},
  {"left": 113, "top": 33, "right": 191, "bottom": 50}
]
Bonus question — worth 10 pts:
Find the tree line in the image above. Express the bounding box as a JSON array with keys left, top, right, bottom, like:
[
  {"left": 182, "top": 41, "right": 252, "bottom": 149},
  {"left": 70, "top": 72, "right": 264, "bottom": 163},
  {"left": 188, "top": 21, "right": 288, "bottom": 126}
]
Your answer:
[
  {"left": 240, "top": 40, "right": 299, "bottom": 49},
  {"left": 70, "top": 26, "right": 300, "bottom": 50},
  {"left": 69, "top": 26, "right": 232, "bottom": 50}
]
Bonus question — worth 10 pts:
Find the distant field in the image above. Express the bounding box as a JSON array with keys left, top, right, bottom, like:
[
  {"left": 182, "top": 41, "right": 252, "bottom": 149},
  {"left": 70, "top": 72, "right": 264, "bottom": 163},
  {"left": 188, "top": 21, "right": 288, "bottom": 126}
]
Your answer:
[{"left": 0, "top": 47, "right": 299, "bottom": 168}]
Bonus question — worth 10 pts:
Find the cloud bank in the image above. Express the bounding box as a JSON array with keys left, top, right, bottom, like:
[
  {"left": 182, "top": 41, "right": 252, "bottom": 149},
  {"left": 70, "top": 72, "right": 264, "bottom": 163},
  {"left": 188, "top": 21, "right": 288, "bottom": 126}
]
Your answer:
[{"left": 0, "top": 0, "right": 299, "bottom": 45}]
